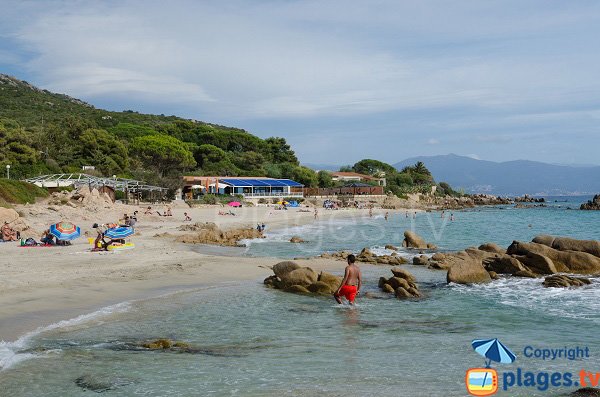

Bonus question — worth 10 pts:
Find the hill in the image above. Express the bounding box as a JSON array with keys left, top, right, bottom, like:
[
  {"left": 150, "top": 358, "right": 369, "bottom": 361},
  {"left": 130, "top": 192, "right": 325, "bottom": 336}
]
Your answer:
[
  {"left": 394, "top": 154, "right": 600, "bottom": 195},
  {"left": 0, "top": 73, "right": 320, "bottom": 191}
]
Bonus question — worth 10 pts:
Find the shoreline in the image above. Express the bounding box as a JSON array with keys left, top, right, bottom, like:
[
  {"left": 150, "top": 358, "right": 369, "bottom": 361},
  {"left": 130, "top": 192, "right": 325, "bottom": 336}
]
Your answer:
[{"left": 1, "top": 204, "right": 402, "bottom": 342}]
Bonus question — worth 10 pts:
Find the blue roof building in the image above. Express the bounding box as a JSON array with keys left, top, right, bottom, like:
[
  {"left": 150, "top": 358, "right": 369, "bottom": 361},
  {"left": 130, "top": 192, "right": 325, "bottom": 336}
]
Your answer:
[{"left": 183, "top": 176, "right": 304, "bottom": 199}]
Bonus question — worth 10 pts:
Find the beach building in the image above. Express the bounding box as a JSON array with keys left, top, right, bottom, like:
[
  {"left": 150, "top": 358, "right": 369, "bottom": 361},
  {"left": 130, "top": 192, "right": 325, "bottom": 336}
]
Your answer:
[
  {"left": 182, "top": 176, "right": 304, "bottom": 200},
  {"left": 330, "top": 172, "right": 386, "bottom": 187}
]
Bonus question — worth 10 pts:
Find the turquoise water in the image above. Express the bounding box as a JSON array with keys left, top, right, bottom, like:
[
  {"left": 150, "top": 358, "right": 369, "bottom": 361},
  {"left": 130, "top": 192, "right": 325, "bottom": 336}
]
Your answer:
[{"left": 2, "top": 199, "right": 600, "bottom": 396}]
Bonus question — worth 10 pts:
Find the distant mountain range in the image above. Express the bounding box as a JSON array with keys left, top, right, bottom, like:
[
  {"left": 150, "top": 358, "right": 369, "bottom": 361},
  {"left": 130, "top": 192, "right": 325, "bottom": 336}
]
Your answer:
[{"left": 394, "top": 154, "right": 600, "bottom": 196}]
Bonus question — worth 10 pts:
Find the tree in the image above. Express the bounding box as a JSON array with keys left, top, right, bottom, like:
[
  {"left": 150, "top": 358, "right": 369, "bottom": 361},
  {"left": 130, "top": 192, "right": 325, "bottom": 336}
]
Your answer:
[
  {"left": 79, "top": 129, "right": 129, "bottom": 175},
  {"left": 131, "top": 134, "right": 196, "bottom": 176},
  {"left": 413, "top": 161, "right": 431, "bottom": 175},
  {"left": 352, "top": 159, "right": 396, "bottom": 176},
  {"left": 264, "top": 137, "right": 299, "bottom": 164},
  {"left": 317, "top": 170, "right": 334, "bottom": 188},
  {"left": 290, "top": 166, "right": 318, "bottom": 187}
]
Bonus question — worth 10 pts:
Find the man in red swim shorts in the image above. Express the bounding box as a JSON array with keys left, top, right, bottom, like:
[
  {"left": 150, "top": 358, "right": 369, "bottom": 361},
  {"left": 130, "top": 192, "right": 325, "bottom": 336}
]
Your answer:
[{"left": 334, "top": 254, "right": 362, "bottom": 305}]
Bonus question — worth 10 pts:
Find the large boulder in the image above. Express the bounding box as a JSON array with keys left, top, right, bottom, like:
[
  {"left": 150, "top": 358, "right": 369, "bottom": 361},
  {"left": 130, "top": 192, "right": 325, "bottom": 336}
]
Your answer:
[
  {"left": 514, "top": 253, "right": 557, "bottom": 275},
  {"left": 380, "top": 268, "right": 420, "bottom": 298},
  {"left": 290, "top": 236, "right": 305, "bottom": 243},
  {"left": 413, "top": 255, "right": 430, "bottom": 266},
  {"left": 317, "top": 271, "right": 342, "bottom": 291},
  {"left": 283, "top": 284, "right": 311, "bottom": 294},
  {"left": 272, "top": 261, "right": 301, "bottom": 278},
  {"left": 533, "top": 235, "right": 600, "bottom": 258},
  {"left": 402, "top": 231, "right": 436, "bottom": 250},
  {"left": 391, "top": 267, "right": 416, "bottom": 282},
  {"left": 307, "top": 281, "right": 335, "bottom": 295},
  {"left": 478, "top": 242, "right": 505, "bottom": 254},
  {"left": 507, "top": 241, "right": 600, "bottom": 274},
  {"left": 447, "top": 258, "right": 492, "bottom": 284},
  {"left": 580, "top": 194, "right": 600, "bottom": 210},
  {"left": 280, "top": 267, "right": 318, "bottom": 287},
  {"left": 483, "top": 255, "right": 528, "bottom": 274}
]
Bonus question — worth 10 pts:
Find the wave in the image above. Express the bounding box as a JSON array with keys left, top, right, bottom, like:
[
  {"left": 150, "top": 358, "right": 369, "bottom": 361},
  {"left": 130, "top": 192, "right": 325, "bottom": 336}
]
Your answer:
[{"left": 0, "top": 301, "right": 131, "bottom": 371}]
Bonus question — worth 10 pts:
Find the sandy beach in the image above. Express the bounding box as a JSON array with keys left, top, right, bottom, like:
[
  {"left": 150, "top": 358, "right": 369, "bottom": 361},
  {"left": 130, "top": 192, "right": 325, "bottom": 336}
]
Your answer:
[{"left": 1, "top": 202, "right": 389, "bottom": 341}]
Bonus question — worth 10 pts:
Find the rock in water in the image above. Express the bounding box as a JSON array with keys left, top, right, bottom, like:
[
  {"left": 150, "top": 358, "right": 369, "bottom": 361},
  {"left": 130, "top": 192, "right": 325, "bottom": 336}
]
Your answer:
[
  {"left": 272, "top": 261, "right": 301, "bottom": 277},
  {"left": 279, "top": 267, "right": 318, "bottom": 287},
  {"left": 402, "top": 230, "right": 437, "bottom": 249},
  {"left": 507, "top": 240, "right": 600, "bottom": 274},
  {"left": 447, "top": 259, "right": 492, "bottom": 284},
  {"left": 478, "top": 242, "right": 505, "bottom": 254},
  {"left": 533, "top": 235, "right": 600, "bottom": 258},
  {"left": 543, "top": 274, "right": 591, "bottom": 288},
  {"left": 289, "top": 236, "right": 305, "bottom": 243},
  {"left": 379, "top": 268, "right": 420, "bottom": 298},
  {"left": 570, "top": 387, "right": 600, "bottom": 396},
  {"left": 74, "top": 374, "right": 133, "bottom": 393},
  {"left": 580, "top": 194, "right": 600, "bottom": 210}
]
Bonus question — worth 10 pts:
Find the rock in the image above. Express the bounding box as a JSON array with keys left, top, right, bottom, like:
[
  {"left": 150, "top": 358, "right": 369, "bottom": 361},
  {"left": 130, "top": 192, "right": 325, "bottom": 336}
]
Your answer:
[
  {"left": 387, "top": 276, "right": 410, "bottom": 290},
  {"left": 431, "top": 253, "right": 446, "bottom": 261},
  {"left": 307, "top": 281, "right": 335, "bottom": 295},
  {"left": 413, "top": 255, "right": 429, "bottom": 266},
  {"left": 402, "top": 230, "right": 437, "bottom": 249},
  {"left": 280, "top": 267, "right": 318, "bottom": 287},
  {"left": 272, "top": 261, "right": 301, "bottom": 277},
  {"left": 390, "top": 267, "right": 416, "bottom": 282},
  {"left": 513, "top": 269, "right": 538, "bottom": 278},
  {"left": 382, "top": 283, "right": 395, "bottom": 293},
  {"left": 447, "top": 258, "right": 492, "bottom": 284},
  {"left": 142, "top": 339, "right": 174, "bottom": 349},
  {"left": 534, "top": 235, "right": 600, "bottom": 258},
  {"left": 395, "top": 287, "right": 412, "bottom": 298},
  {"left": 488, "top": 271, "right": 499, "bottom": 280},
  {"left": 385, "top": 244, "right": 399, "bottom": 251},
  {"left": 0, "top": 207, "right": 19, "bottom": 223},
  {"left": 484, "top": 255, "right": 527, "bottom": 274},
  {"left": 580, "top": 194, "right": 600, "bottom": 210},
  {"left": 378, "top": 276, "right": 388, "bottom": 288},
  {"left": 507, "top": 241, "right": 600, "bottom": 274},
  {"left": 543, "top": 274, "right": 591, "bottom": 288},
  {"left": 317, "top": 271, "right": 342, "bottom": 290},
  {"left": 514, "top": 253, "right": 557, "bottom": 275},
  {"left": 407, "top": 287, "right": 421, "bottom": 297},
  {"left": 290, "top": 236, "right": 305, "bottom": 243},
  {"left": 478, "top": 242, "right": 505, "bottom": 254},
  {"left": 283, "top": 284, "right": 311, "bottom": 294},
  {"left": 75, "top": 375, "right": 117, "bottom": 393},
  {"left": 177, "top": 222, "right": 263, "bottom": 246},
  {"left": 570, "top": 387, "right": 600, "bottom": 396}
]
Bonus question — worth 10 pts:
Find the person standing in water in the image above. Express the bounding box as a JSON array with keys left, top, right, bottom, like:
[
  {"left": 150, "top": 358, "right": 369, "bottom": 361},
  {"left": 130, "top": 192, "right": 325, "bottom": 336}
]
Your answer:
[
  {"left": 334, "top": 254, "right": 362, "bottom": 305},
  {"left": 384, "top": 211, "right": 389, "bottom": 221},
  {"left": 450, "top": 213, "right": 455, "bottom": 221}
]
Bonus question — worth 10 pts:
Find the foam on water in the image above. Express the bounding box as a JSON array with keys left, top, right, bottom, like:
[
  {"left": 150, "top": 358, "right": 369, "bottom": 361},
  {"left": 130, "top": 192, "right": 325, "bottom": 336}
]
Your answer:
[{"left": 0, "top": 301, "right": 130, "bottom": 371}]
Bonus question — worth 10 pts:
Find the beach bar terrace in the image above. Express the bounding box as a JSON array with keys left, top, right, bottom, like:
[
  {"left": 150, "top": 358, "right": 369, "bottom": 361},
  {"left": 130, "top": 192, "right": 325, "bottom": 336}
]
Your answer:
[{"left": 183, "top": 176, "right": 304, "bottom": 200}]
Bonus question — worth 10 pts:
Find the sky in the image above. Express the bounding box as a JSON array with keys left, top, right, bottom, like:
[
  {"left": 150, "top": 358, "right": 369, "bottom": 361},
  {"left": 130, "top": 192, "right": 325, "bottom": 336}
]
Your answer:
[{"left": 1, "top": 0, "right": 600, "bottom": 166}]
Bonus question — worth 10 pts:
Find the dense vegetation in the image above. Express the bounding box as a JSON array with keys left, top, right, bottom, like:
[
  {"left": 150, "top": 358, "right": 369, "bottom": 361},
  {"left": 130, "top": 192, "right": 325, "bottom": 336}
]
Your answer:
[
  {"left": 0, "top": 74, "right": 313, "bottom": 191},
  {"left": 0, "top": 73, "right": 460, "bottom": 197}
]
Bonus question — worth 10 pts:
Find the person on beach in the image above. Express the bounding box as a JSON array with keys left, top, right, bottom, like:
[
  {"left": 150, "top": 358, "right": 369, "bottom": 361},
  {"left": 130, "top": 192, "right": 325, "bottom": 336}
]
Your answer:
[
  {"left": 1, "top": 222, "right": 18, "bottom": 241},
  {"left": 92, "top": 223, "right": 111, "bottom": 251},
  {"left": 405, "top": 211, "right": 409, "bottom": 218},
  {"left": 450, "top": 213, "right": 455, "bottom": 221},
  {"left": 166, "top": 206, "right": 172, "bottom": 216},
  {"left": 314, "top": 208, "right": 318, "bottom": 220},
  {"left": 369, "top": 207, "right": 373, "bottom": 218},
  {"left": 184, "top": 212, "right": 192, "bottom": 222},
  {"left": 334, "top": 254, "right": 362, "bottom": 305},
  {"left": 40, "top": 229, "right": 55, "bottom": 245},
  {"left": 441, "top": 210, "right": 445, "bottom": 218},
  {"left": 385, "top": 211, "right": 389, "bottom": 221},
  {"left": 144, "top": 206, "right": 152, "bottom": 215}
]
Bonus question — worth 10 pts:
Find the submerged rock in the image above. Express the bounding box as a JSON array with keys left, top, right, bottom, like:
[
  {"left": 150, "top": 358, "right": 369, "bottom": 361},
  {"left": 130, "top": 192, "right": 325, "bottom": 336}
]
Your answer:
[
  {"left": 542, "top": 274, "right": 591, "bottom": 288},
  {"left": 75, "top": 374, "right": 133, "bottom": 393}
]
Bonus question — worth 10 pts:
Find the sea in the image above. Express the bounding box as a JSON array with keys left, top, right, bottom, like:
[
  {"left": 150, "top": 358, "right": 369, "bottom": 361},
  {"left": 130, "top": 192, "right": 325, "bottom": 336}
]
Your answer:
[{"left": 1, "top": 196, "right": 599, "bottom": 396}]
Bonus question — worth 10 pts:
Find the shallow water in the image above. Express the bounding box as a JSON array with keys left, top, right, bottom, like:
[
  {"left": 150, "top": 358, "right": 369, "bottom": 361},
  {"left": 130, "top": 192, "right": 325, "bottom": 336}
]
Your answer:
[{"left": 2, "top": 200, "right": 600, "bottom": 396}]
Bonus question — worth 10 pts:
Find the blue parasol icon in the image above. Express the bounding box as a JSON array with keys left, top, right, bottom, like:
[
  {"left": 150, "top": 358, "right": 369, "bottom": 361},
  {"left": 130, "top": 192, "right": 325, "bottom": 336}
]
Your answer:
[{"left": 471, "top": 338, "right": 517, "bottom": 390}]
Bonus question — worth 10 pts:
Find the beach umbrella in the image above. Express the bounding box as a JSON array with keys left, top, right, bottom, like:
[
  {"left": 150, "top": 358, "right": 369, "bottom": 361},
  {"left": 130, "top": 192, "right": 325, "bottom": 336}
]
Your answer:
[
  {"left": 228, "top": 201, "right": 241, "bottom": 207},
  {"left": 104, "top": 226, "right": 135, "bottom": 239},
  {"left": 472, "top": 338, "right": 516, "bottom": 366},
  {"left": 49, "top": 222, "right": 81, "bottom": 241},
  {"left": 471, "top": 338, "right": 516, "bottom": 390}
]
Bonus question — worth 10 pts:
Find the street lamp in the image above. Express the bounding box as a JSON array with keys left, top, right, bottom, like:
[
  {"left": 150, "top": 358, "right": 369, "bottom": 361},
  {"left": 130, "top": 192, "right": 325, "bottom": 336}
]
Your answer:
[{"left": 6, "top": 164, "right": 10, "bottom": 179}]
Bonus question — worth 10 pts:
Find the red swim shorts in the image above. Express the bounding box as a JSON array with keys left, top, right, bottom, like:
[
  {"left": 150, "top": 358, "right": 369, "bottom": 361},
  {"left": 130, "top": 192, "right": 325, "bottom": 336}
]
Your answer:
[{"left": 337, "top": 285, "right": 357, "bottom": 302}]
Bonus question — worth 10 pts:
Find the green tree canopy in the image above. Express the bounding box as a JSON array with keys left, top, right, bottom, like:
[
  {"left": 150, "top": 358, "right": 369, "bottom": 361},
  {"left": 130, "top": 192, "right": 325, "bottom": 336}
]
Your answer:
[
  {"left": 131, "top": 134, "right": 196, "bottom": 176},
  {"left": 317, "top": 170, "right": 334, "bottom": 188},
  {"left": 352, "top": 159, "right": 396, "bottom": 176}
]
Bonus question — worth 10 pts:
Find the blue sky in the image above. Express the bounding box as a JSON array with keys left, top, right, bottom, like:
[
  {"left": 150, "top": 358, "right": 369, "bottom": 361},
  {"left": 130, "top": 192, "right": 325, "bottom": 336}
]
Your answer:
[{"left": 1, "top": 0, "right": 600, "bottom": 166}]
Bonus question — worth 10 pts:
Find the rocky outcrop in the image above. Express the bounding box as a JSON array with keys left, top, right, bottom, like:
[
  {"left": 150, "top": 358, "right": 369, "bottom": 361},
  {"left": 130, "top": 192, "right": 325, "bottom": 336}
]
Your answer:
[
  {"left": 514, "top": 195, "right": 545, "bottom": 203},
  {"left": 290, "top": 236, "right": 306, "bottom": 243},
  {"left": 413, "top": 255, "right": 430, "bottom": 266},
  {"left": 507, "top": 241, "right": 600, "bottom": 274},
  {"left": 402, "top": 231, "right": 437, "bottom": 250},
  {"left": 264, "top": 261, "right": 342, "bottom": 296},
  {"left": 570, "top": 388, "right": 600, "bottom": 397},
  {"left": 177, "top": 222, "right": 263, "bottom": 246},
  {"left": 320, "top": 248, "right": 408, "bottom": 266},
  {"left": 580, "top": 195, "right": 600, "bottom": 210},
  {"left": 543, "top": 274, "right": 591, "bottom": 288},
  {"left": 0, "top": 207, "right": 29, "bottom": 232},
  {"left": 431, "top": 236, "right": 600, "bottom": 284},
  {"left": 379, "top": 267, "right": 421, "bottom": 298},
  {"left": 533, "top": 235, "right": 600, "bottom": 258},
  {"left": 446, "top": 254, "right": 492, "bottom": 284}
]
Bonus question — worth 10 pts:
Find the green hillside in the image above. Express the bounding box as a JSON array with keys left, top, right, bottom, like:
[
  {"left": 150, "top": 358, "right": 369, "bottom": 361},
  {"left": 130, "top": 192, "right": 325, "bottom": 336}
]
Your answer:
[{"left": 0, "top": 73, "right": 313, "bottom": 191}]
